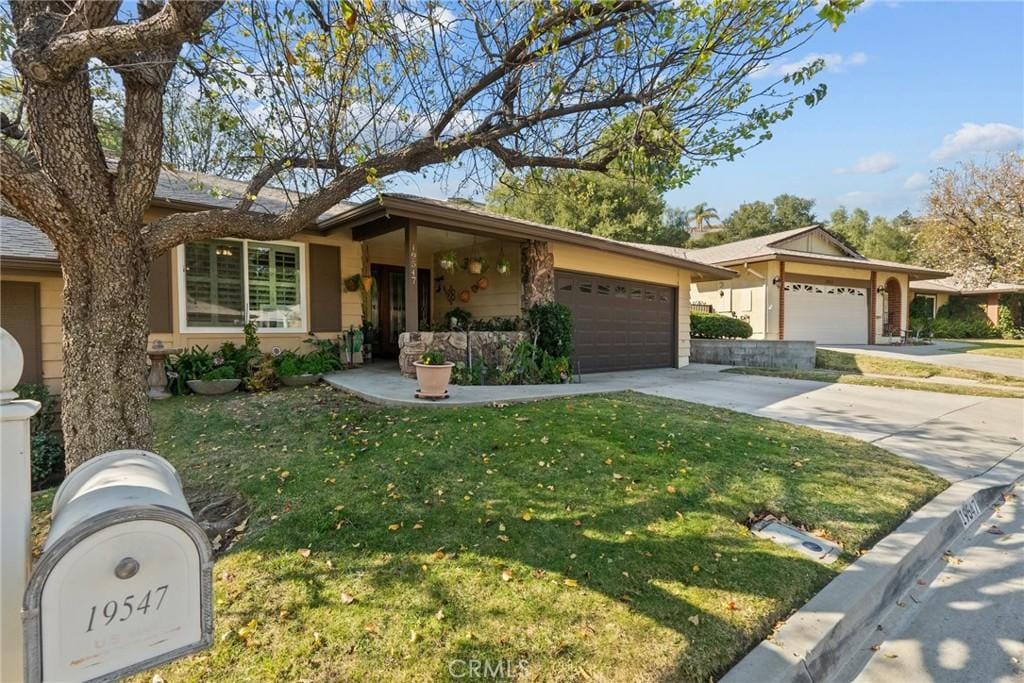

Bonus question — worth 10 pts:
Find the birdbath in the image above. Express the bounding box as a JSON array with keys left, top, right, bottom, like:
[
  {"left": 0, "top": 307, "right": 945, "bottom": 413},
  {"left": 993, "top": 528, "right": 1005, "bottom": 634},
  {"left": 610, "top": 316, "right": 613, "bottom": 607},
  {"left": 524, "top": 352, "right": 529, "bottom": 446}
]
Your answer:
[{"left": 147, "top": 340, "right": 181, "bottom": 400}]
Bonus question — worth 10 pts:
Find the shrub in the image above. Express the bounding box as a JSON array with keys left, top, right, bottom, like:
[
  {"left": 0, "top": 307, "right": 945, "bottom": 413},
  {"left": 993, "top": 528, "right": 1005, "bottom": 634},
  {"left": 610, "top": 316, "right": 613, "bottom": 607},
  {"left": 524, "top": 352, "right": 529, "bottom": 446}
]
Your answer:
[
  {"left": 690, "top": 312, "right": 753, "bottom": 339},
  {"left": 527, "top": 302, "right": 573, "bottom": 359},
  {"left": 167, "top": 346, "right": 215, "bottom": 394},
  {"left": 200, "top": 365, "right": 238, "bottom": 381},
  {"left": 245, "top": 354, "right": 279, "bottom": 392},
  {"left": 931, "top": 317, "right": 998, "bottom": 339},
  {"left": 15, "top": 383, "right": 64, "bottom": 488}
]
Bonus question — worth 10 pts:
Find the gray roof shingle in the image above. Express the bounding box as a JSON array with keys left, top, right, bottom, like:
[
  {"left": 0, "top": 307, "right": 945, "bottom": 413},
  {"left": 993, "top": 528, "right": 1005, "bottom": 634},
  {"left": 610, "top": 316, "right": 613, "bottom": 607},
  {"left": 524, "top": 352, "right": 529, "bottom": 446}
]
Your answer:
[{"left": 1, "top": 216, "right": 57, "bottom": 262}]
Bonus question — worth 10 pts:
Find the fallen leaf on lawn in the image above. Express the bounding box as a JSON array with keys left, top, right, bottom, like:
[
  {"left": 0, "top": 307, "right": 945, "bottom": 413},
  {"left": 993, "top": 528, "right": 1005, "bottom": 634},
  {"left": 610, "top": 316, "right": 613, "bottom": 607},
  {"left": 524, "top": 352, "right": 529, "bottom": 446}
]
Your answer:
[
  {"left": 666, "top": 485, "right": 677, "bottom": 494},
  {"left": 434, "top": 549, "right": 446, "bottom": 560},
  {"left": 413, "top": 523, "right": 424, "bottom": 530},
  {"left": 573, "top": 519, "right": 582, "bottom": 527},
  {"left": 211, "top": 534, "right": 222, "bottom": 550},
  {"left": 435, "top": 608, "right": 445, "bottom": 620},
  {"left": 498, "top": 523, "right": 506, "bottom": 532},
  {"left": 612, "top": 473, "right": 623, "bottom": 480},
  {"left": 501, "top": 568, "right": 513, "bottom": 582},
  {"left": 521, "top": 512, "right": 532, "bottom": 521},
  {"left": 564, "top": 579, "right": 578, "bottom": 587},
  {"left": 387, "top": 523, "right": 401, "bottom": 531},
  {"left": 233, "top": 518, "right": 249, "bottom": 533},
  {"left": 726, "top": 600, "right": 737, "bottom": 611},
  {"left": 604, "top": 458, "right": 613, "bottom": 465},
  {"left": 152, "top": 675, "right": 165, "bottom": 683},
  {"left": 692, "top": 564, "right": 700, "bottom": 573},
  {"left": 340, "top": 592, "right": 356, "bottom": 605},
  {"left": 497, "top": 535, "right": 510, "bottom": 542},
  {"left": 410, "top": 631, "right": 421, "bottom": 643},
  {"left": 279, "top": 471, "right": 290, "bottom": 480},
  {"left": 364, "top": 623, "right": 379, "bottom": 634},
  {"left": 688, "top": 615, "right": 700, "bottom": 626},
  {"left": 296, "top": 548, "right": 311, "bottom": 559}
]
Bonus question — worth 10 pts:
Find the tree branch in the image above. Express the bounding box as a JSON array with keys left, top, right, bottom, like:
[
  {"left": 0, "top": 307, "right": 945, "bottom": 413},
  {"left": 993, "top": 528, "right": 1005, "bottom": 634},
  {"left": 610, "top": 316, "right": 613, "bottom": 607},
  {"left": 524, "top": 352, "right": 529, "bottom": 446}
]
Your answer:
[{"left": 0, "top": 143, "right": 75, "bottom": 245}]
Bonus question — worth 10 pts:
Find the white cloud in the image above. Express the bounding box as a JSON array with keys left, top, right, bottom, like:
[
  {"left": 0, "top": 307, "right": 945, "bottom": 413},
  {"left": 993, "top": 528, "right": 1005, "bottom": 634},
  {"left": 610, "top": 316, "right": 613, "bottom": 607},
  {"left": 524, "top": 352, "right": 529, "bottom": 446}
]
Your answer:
[
  {"left": 903, "top": 172, "right": 929, "bottom": 190},
  {"left": 930, "top": 122, "right": 1024, "bottom": 161},
  {"left": 750, "top": 51, "right": 868, "bottom": 80},
  {"left": 834, "top": 152, "right": 898, "bottom": 174}
]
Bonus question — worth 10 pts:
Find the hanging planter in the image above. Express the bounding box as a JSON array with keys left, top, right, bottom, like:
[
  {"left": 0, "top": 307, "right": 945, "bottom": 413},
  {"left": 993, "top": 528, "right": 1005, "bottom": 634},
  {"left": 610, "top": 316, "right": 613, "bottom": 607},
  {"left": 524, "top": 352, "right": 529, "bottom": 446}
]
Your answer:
[
  {"left": 496, "top": 246, "right": 511, "bottom": 275},
  {"left": 344, "top": 274, "right": 362, "bottom": 292},
  {"left": 465, "top": 256, "right": 488, "bottom": 274},
  {"left": 439, "top": 250, "right": 458, "bottom": 272}
]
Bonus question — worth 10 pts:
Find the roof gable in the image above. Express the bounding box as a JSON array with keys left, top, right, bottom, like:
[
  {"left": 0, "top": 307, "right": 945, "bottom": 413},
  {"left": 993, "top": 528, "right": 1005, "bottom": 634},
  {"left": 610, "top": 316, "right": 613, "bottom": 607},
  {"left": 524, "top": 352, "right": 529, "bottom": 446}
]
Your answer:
[{"left": 771, "top": 227, "right": 860, "bottom": 258}]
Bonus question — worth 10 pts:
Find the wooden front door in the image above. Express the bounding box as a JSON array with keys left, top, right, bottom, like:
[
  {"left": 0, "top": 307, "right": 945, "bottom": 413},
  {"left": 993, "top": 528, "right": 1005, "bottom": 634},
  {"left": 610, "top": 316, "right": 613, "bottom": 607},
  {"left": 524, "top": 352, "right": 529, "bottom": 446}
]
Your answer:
[
  {"left": 371, "top": 264, "right": 432, "bottom": 358},
  {"left": 1, "top": 280, "right": 43, "bottom": 384}
]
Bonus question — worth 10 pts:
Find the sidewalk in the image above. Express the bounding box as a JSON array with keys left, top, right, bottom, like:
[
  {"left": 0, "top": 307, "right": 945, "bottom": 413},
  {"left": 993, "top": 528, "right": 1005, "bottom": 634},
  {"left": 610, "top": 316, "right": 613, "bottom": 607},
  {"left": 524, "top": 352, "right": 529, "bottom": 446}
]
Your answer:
[{"left": 845, "top": 488, "right": 1023, "bottom": 682}]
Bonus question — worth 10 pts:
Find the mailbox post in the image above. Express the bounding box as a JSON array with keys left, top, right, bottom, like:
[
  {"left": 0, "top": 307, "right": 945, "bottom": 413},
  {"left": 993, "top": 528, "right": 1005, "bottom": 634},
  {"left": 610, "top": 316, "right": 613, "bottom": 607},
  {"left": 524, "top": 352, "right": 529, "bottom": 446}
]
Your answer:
[{"left": 0, "top": 327, "right": 41, "bottom": 683}]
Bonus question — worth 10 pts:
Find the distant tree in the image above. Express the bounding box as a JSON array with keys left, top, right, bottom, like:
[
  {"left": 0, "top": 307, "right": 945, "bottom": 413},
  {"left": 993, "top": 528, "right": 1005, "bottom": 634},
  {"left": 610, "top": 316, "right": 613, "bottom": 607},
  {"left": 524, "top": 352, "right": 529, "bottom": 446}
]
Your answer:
[
  {"left": 685, "top": 202, "right": 720, "bottom": 234},
  {"left": 489, "top": 168, "right": 671, "bottom": 244},
  {"left": 829, "top": 206, "right": 870, "bottom": 250},
  {"left": 162, "top": 77, "right": 254, "bottom": 178},
  {"left": 661, "top": 207, "right": 691, "bottom": 246},
  {"left": 690, "top": 194, "right": 816, "bottom": 246},
  {"left": 916, "top": 153, "right": 1024, "bottom": 285},
  {"left": 861, "top": 213, "right": 915, "bottom": 263}
]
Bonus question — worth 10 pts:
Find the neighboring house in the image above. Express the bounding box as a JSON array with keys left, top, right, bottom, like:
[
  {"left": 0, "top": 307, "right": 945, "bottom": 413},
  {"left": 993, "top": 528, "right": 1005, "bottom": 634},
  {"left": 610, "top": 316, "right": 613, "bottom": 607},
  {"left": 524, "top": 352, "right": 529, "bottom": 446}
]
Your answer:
[
  {"left": 676, "top": 225, "right": 948, "bottom": 344},
  {"left": 0, "top": 169, "right": 735, "bottom": 392},
  {"left": 910, "top": 277, "right": 1024, "bottom": 324}
]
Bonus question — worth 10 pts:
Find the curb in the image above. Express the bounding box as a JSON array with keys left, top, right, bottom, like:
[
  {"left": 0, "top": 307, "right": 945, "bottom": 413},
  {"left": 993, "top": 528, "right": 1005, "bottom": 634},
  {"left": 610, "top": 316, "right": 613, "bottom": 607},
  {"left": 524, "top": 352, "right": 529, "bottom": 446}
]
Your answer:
[{"left": 722, "top": 448, "right": 1024, "bottom": 683}]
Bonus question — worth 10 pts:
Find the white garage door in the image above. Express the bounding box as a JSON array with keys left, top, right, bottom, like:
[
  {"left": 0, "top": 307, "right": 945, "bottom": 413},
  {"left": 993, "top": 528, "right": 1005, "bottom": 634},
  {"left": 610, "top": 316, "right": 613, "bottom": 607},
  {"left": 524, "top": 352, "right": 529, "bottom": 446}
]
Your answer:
[{"left": 784, "top": 282, "right": 867, "bottom": 344}]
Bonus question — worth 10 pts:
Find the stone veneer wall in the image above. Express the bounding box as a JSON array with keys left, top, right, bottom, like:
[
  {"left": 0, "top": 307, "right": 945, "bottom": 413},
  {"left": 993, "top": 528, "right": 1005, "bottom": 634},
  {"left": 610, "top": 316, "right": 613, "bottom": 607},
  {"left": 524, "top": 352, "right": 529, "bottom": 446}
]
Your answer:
[
  {"left": 398, "top": 331, "right": 527, "bottom": 377},
  {"left": 689, "top": 339, "right": 815, "bottom": 370}
]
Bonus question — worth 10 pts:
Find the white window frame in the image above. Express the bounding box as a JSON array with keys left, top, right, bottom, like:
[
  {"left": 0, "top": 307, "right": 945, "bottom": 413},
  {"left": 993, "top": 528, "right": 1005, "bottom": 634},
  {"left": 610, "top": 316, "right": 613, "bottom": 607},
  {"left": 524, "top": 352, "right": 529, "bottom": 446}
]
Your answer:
[{"left": 177, "top": 238, "right": 308, "bottom": 334}]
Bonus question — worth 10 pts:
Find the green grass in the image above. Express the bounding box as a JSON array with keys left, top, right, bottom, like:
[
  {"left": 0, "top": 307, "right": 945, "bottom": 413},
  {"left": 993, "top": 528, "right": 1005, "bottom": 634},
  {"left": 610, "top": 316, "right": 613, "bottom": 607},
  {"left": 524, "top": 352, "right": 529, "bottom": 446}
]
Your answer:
[
  {"left": 816, "top": 349, "right": 1024, "bottom": 387},
  {"left": 725, "top": 367, "right": 1024, "bottom": 398},
  {"left": 41, "top": 388, "right": 942, "bottom": 682},
  {"left": 947, "top": 338, "right": 1024, "bottom": 360}
]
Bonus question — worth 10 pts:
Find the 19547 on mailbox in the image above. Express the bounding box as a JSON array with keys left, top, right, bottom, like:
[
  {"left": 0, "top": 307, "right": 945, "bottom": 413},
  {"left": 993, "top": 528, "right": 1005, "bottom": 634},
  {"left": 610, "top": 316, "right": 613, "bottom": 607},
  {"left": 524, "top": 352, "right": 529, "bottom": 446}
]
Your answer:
[{"left": 23, "top": 450, "right": 213, "bottom": 683}]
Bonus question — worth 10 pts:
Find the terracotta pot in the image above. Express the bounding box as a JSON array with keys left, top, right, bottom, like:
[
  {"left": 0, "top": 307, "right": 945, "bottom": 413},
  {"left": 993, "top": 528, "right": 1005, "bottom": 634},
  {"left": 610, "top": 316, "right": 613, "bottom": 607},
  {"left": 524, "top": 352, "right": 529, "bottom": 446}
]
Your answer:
[
  {"left": 280, "top": 373, "right": 322, "bottom": 387},
  {"left": 459, "top": 290, "right": 471, "bottom": 303},
  {"left": 186, "top": 378, "right": 241, "bottom": 395},
  {"left": 414, "top": 362, "right": 453, "bottom": 398},
  {"left": 476, "top": 277, "right": 489, "bottom": 290}
]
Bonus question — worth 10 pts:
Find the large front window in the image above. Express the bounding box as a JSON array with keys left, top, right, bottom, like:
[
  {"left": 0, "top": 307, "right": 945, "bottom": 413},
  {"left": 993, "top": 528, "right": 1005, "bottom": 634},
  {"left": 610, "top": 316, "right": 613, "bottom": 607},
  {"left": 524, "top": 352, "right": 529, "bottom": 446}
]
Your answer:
[{"left": 182, "top": 239, "right": 304, "bottom": 331}]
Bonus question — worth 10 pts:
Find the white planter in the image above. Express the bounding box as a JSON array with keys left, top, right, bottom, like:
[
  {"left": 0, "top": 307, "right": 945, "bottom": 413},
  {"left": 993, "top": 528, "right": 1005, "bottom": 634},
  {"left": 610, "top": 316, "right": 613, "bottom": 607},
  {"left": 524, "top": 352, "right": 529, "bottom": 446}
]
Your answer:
[{"left": 186, "top": 379, "right": 241, "bottom": 395}]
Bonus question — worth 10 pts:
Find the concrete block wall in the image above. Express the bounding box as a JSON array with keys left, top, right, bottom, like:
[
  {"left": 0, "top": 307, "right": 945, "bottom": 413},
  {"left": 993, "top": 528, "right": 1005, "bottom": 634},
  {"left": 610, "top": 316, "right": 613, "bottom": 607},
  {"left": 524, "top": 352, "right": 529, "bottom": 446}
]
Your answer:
[{"left": 689, "top": 339, "right": 816, "bottom": 370}]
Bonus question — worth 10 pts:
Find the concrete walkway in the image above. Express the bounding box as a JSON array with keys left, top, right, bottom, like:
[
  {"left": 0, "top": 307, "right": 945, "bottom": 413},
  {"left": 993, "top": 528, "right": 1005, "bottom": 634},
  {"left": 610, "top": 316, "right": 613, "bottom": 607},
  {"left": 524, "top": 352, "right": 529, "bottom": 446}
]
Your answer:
[
  {"left": 844, "top": 487, "right": 1023, "bottom": 683},
  {"left": 324, "top": 363, "right": 1024, "bottom": 483},
  {"left": 822, "top": 341, "right": 1024, "bottom": 378}
]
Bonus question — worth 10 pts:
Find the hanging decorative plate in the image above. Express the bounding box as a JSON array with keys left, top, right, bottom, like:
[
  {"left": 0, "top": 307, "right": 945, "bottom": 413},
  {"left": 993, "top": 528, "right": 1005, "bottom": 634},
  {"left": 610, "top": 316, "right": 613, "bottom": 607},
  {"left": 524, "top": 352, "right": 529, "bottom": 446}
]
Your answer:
[
  {"left": 459, "top": 289, "right": 472, "bottom": 303},
  {"left": 476, "top": 277, "right": 489, "bottom": 290},
  {"left": 444, "top": 284, "right": 457, "bottom": 304}
]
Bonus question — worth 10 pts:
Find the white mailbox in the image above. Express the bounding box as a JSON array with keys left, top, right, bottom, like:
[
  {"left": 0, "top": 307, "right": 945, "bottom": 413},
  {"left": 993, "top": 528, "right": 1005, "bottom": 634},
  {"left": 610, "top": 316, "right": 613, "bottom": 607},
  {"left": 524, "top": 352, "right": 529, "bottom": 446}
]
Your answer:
[{"left": 23, "top": 450, "right": 213, "bottom": 683}]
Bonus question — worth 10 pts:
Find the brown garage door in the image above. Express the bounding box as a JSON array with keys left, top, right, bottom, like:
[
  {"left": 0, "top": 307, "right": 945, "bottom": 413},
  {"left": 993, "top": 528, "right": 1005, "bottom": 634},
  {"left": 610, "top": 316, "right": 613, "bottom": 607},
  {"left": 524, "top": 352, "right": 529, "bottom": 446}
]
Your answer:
[
  {"left": 555, "top": 271, "right": 675, "bottom": 373},
  {"left": 1, "top": 280, "right": 42, "bottom": 384}
]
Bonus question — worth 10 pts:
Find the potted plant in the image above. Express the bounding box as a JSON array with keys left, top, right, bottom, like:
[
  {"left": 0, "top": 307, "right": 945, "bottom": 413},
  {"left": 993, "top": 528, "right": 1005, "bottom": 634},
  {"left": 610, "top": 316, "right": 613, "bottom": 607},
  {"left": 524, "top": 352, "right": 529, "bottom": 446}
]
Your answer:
[
  {"left": 413, "top": 349, "right": 454, "bottom": 399},
  {"left": 439, "top": 250, "right": 458, "bottom": 272},
  {"left": 276, "top": 350, "right": 330, "bottom": 386},
  {"left": 186, "top": 363, "right": 241, "bottom": 395},
  {"left": 465, "top": 255, "right": 487, "bottom": 274},
  {"left": 344, "top": 273, "right": 362, "bottom": 292},
  {"left": 496, "top": 255, "right": 511, "bottom": 275}
]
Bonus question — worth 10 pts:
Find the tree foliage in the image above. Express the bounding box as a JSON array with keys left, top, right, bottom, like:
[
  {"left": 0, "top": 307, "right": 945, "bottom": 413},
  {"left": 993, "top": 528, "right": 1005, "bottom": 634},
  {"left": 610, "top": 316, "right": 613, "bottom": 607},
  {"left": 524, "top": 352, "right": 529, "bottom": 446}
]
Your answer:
[
  {"left": 0, "top": 0, "right": 856, "bottom": 466},
  {"left": 915, "top": 153, "right": 1024, "bottom": 286},
  {"left": 690, "top": 193, "right": 816, "bottom": 246}
]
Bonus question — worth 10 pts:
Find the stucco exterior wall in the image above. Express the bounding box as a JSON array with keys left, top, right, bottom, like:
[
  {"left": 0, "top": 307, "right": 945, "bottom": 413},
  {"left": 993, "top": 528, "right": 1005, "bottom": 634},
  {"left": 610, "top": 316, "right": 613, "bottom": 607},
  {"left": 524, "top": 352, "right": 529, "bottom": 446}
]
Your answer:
[
  {"left": 690, "top": 263, "right": 772, "bottom": 338},
  {"left": 872, "top": 270, "right": 910, "bottom": 343}
]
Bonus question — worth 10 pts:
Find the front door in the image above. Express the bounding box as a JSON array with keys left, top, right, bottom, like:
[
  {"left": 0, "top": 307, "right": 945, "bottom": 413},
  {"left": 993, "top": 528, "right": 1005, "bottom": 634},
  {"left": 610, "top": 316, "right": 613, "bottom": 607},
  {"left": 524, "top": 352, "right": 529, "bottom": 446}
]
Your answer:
[{"left": 371, "top": 264, "right": 432, "bottom": 358}]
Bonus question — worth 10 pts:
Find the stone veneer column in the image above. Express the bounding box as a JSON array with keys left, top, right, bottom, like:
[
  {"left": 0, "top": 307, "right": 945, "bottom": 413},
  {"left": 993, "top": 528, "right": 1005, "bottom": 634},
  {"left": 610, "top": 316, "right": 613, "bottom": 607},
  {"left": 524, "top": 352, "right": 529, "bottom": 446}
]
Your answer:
[{"left": 521, "top": 240, "right": 554, "bottom": 310}]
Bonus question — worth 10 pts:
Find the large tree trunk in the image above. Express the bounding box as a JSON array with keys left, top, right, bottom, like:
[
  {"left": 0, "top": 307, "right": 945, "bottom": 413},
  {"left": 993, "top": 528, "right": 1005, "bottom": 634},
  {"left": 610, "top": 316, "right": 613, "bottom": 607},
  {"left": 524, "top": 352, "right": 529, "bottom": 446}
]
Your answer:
[{"left": 60, "top": 234, "right": 154, "bottom": 469}]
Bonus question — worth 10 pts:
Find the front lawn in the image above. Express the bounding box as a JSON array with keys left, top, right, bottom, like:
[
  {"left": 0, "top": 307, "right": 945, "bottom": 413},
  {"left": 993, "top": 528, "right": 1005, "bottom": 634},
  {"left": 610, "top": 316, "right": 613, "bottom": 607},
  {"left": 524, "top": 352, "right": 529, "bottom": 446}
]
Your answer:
[
  {"left": 99, "top": 388, "right": 944, "bottom": 681},
  {"left": 948, "top": 338, "right": 1024, "bottom": 360},
  {"left": 816, "top": 349, "right": 1024, "bottom": 387}
]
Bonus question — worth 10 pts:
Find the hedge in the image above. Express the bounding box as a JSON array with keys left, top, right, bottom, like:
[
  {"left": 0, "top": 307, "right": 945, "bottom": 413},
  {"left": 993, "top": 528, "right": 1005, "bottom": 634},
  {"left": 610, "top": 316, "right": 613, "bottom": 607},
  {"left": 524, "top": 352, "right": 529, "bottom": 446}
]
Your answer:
[{"left": 690, "top": 312, "right": 753, "bottom": 339}]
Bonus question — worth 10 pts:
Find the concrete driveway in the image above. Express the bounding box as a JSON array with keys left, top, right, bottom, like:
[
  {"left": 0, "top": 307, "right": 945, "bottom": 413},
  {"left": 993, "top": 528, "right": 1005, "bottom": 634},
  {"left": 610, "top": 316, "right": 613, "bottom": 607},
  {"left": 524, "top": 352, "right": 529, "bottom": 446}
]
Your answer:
[
  {"left": 820, "top": 341, "right": 1024, "bottom": 379},
  {"left": 637, "top": 369, "right": 1024, "bottom": 483}
]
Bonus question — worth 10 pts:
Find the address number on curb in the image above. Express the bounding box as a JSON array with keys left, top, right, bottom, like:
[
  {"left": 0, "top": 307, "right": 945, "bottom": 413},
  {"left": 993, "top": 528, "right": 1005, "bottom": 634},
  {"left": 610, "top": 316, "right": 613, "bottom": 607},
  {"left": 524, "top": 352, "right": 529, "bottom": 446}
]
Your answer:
[{"left": 957, "top": 496, "right": 982, "bottom": 528}]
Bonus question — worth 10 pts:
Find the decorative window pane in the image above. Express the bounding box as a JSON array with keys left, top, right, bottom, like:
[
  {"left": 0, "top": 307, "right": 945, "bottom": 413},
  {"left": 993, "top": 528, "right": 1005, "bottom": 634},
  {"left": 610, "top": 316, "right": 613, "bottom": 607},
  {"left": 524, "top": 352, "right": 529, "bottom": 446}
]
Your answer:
[
  {"left": 183, "top": 239, "right": 303, "bottom": 330},
  {"left": 248, "top": 242, "right": 302, "bottom": 329},
  {"left": 184, "top": 241, "right": 245, "bottom": 327}
]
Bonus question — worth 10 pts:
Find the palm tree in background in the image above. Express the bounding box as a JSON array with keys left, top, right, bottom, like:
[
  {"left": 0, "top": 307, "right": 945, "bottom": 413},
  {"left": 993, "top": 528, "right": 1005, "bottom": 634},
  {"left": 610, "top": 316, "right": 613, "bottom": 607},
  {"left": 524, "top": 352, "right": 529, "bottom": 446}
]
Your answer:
[{"left": 685, "top": 203, "right": 720, "bottom": 233}]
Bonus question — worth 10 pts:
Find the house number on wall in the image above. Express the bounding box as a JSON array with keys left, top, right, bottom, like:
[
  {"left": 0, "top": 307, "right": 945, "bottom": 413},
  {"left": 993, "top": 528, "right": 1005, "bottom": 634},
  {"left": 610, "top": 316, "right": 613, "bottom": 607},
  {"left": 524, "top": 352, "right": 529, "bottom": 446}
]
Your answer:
[{"left": 85, "top": 585, "right": 169, "bottom": 632}]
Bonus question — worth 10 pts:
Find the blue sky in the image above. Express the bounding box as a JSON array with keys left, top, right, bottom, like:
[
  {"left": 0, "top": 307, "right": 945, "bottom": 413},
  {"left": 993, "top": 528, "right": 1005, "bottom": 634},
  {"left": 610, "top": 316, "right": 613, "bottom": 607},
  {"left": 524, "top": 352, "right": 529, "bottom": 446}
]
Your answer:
[
  {"left": 393, "top": 1, "right": 1024, "bottom": 222},
  {"left": 661, "top": 0, "right": 1024, "bottom": 220}
]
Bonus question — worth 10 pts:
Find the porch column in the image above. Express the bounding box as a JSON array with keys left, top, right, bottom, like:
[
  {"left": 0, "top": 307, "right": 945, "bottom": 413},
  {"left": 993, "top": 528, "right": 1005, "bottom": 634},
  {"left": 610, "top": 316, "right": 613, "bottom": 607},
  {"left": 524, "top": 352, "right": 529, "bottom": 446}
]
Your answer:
[
  {"left": 521, "top": 240, "right": 554, "bottom": 310},
  {"left": 985, "top": 293, "right": 1000, "bottom": 325},
  {"left": 405, "top": 224, "right": 418, "bottom": 333},
  {"left": 778, "top": 261, "right": 785, "bottom": 341},
  {"left": 868, "top": 271, "right": 877, "bottom": 344}
]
